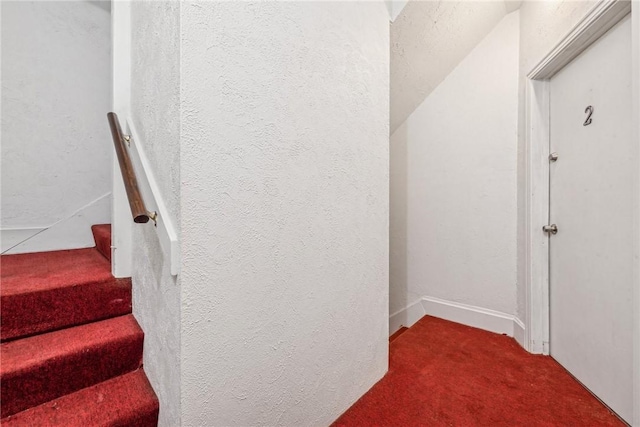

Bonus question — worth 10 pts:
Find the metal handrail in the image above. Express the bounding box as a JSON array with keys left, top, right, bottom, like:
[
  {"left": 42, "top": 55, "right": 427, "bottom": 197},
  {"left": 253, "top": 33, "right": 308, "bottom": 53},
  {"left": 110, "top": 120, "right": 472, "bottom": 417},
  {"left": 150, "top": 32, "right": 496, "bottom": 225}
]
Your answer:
[{"left": 107, "top": 112, "right": 155, "bottom": 224}]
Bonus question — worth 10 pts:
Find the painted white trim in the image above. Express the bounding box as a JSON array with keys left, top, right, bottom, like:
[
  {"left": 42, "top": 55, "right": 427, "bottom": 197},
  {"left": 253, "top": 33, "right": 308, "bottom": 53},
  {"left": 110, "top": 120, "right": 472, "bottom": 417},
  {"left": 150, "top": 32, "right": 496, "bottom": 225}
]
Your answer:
[
  {"left": 125, "top": 119, "right": 180, "bottom": 276},
  {"left": 421, "top": 296, "right": 519, "bottom": 337},
  {"left": 389, "top": 299, "right": 425, "bottom": 335},
  {"left": 528, "top": 0, "right": 631, "bottom": 80},
  {"left": 111, "top": 0, "right": 132, "bottom": 278},
  {"left": 389, "top": 297, "right": 526, "bottom": 343},
  {"left": 513, "top": 317, "right": 526, "bottom": 349},
  {"left": 524, "top": 78, "right": 551, "bottom": 355}
]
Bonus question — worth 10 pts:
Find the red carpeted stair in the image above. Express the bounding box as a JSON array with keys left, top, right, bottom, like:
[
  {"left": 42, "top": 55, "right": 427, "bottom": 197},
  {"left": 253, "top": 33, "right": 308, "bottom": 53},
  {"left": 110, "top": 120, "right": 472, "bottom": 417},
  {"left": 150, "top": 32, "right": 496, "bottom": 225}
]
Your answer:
[
  {"left": 2, "top": 369, "right": 157, "bottom": 427},
  {"left": 1, "top": 315, "right": 143, "bottom": 417},
  {"left": 0, "top": 225, "right": 159, "bottom": 426},
  {"left": 333, "top": 316, "right": 625, "bottom": 426},
  {"left": 1, "top": 247, "right": 131, "bottom": 341},
  {"left": 92, "top": 224, "right": 112, "bottom": 262}
]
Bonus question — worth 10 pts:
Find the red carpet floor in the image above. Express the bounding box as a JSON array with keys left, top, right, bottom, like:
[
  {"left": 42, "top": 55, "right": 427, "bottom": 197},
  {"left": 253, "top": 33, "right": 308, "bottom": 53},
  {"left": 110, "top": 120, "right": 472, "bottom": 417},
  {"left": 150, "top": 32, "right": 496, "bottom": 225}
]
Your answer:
[{"left": 333, "top": 316, "right": 624, "bottom": 427}]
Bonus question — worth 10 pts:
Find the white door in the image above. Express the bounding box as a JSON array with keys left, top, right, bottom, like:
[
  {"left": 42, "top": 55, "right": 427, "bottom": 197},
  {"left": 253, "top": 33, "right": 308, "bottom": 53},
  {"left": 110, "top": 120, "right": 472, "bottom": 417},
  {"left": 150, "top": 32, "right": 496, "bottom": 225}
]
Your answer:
[{"left": 549, "top": 15, "right": 633, "bottom": 423}]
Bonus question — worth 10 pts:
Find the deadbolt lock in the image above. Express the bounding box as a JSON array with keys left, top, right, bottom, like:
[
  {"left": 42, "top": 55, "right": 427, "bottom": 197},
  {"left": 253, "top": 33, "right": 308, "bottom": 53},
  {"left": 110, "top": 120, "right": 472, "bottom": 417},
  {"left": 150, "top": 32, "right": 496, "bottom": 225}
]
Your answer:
[{"left": 543, "top": 224, "right": 558, "bottom": 235}]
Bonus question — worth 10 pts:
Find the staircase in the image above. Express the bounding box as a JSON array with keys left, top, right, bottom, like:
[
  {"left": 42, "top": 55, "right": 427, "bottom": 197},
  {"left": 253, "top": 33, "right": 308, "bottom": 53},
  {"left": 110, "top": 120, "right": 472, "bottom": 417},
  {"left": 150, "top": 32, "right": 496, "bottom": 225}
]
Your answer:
[{"left": 0, "top": 225, "right": 159, "bottom": 426}]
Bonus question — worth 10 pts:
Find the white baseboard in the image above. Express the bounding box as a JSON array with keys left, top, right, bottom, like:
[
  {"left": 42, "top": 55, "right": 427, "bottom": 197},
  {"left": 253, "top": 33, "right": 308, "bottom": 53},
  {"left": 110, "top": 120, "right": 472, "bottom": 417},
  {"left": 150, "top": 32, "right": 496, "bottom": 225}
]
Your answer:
[
  {"left": 1, "top": 193, "right": 111, "bottom": 254},
  {"left": 389, "top": 299, "right": 425, "bottom": 335},
  {"left": 421, "top": 296, "right": 517, "bottom": 336},
  {"left": 389, "top": 296, "right": 527, "bottom": 349},
  {"left": 513, "top": 317, "right": 526, "bottom": 348}
]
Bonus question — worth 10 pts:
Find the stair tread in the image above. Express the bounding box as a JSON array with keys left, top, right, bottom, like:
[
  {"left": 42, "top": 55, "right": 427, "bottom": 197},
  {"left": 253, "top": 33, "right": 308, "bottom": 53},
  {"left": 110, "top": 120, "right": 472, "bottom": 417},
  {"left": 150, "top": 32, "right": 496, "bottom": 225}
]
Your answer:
[
  {"left": 1, "top": 315, "right": 144, "bottom": 418},
  {"left": 1, "top": 369, "right": 159, "bottom": 427},
  {"left": 1, "top": 314, "right": 142, "bottom": 374},
  {"left": 1, "top": 248, "right": 112, "bottom": 296}
]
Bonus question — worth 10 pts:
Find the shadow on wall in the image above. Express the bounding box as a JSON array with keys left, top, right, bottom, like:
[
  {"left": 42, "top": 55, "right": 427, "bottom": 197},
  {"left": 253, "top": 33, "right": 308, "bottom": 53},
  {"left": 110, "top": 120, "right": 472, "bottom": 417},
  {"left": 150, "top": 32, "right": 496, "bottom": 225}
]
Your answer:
[
  {"left": 87, "top": 1, "right": 111, "bottom": 13},
  {"left": 390, "top": 124, "right": 413, "bottom": 319}
]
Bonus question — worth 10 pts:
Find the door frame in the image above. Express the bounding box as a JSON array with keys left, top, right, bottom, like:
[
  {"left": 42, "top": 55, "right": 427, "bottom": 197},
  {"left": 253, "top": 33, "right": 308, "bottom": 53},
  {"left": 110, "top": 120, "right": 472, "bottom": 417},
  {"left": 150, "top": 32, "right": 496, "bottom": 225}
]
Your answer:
[{"left": 524, "top": 0, "right": 639, "bottom": 423}]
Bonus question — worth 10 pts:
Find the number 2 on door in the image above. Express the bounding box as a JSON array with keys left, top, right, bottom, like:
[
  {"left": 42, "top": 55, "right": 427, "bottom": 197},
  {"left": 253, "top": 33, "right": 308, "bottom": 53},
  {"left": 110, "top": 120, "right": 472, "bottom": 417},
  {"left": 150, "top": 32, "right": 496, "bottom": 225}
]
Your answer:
[{"left": 584, "top": 105, "right": 594, "bottom": 126}]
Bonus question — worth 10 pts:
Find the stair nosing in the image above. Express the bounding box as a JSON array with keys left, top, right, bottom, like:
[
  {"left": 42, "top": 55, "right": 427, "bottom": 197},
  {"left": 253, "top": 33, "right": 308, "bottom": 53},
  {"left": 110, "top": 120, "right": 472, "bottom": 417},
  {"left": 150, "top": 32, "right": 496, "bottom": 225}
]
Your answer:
[{"left": 1, "top": 314, "right": 142, "bottom": 374}]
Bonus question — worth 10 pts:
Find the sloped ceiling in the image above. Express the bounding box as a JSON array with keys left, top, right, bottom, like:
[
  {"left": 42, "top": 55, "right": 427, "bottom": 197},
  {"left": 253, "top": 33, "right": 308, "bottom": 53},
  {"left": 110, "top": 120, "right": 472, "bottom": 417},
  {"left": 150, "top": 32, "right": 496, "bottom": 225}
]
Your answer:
[
  {"left": 391, "top": 0, "right": 511, "bottom": 132},
  {"left": 87, "top": 1, "right": 110, "bottom": 13}
]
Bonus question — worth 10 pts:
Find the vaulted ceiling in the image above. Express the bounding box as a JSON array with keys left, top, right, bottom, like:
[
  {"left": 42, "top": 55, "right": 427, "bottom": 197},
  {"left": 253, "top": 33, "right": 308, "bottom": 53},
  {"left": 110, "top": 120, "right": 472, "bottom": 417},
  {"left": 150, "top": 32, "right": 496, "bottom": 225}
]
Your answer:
[{"left": 391, "top": 1, "right": 519, "bottom": 133}]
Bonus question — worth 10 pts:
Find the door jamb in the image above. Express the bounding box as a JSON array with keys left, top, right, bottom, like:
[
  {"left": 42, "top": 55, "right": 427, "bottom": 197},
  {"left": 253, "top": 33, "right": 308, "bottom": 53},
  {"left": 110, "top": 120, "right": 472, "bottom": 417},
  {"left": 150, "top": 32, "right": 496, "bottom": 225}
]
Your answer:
[{"left": 524, "top": 0, "right": 638, "bottom": 423}]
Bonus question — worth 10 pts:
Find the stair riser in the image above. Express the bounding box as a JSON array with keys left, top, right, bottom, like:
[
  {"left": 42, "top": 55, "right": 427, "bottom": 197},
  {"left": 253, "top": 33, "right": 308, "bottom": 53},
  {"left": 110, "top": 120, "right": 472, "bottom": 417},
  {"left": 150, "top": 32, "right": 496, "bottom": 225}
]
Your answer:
[
  {"left": 1, "top": 332, "right": 143, "bottom": 418},
  {"left": 1, "top": 279, "right": 131, "bottom": 342},
  {"left": 91, "top": 225, "right": 111, "bottom": 262}
]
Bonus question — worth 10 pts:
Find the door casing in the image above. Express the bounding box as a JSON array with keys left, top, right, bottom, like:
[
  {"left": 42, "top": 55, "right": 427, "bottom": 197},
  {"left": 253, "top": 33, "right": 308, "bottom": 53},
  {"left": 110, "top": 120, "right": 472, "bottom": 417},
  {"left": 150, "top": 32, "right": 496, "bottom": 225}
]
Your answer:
[{"left": 524, "top": 0, "right": 640, "bottom": 424}]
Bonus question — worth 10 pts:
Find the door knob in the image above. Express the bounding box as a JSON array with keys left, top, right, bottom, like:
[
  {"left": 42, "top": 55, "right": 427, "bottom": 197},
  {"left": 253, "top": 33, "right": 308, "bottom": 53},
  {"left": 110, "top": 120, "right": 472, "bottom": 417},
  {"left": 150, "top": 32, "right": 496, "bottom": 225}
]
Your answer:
[{"left": 543, "top": 224, "right": 558, "bottom": 235}]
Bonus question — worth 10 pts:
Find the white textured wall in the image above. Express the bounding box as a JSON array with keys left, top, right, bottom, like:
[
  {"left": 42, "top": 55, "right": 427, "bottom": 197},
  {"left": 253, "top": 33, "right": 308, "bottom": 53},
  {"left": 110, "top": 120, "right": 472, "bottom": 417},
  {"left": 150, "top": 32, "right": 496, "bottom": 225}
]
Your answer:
[
  {"left": 634, "top": 7, "right": 640, "bottom": 426},
  {"left": 1, "top": 1, "right": 111, "bottom": 251},
  {"left": 391, "top": 12, "right": 519, "bottom": 317},
  {"left": 391, "top": 0, "right": 508, "bottom": 132},
  {"left": 515, "top": 0, "right": 597, "bottom": 321},
  {"left": 129, "top": 1, "right": 181, "bottom": 427},
  {"left": 180, "top": 2, "right": 389, "bottom": 425}
]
